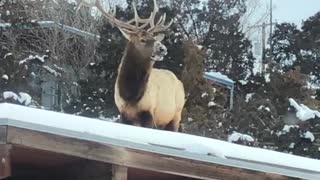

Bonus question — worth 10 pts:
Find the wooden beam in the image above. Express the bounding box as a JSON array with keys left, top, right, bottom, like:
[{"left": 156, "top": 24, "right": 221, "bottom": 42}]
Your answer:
[
  {"left": 0, "top": 126, "right": 8, "bottom": 144},
  {"left": 0, "top": 145, "right": 11, "bottom": 179},
  {"left": 112, "top": 165, "right": 127, "bottom": 180},
  {"left": 6, "top": 127, "right": 290, "bottom": 180}
]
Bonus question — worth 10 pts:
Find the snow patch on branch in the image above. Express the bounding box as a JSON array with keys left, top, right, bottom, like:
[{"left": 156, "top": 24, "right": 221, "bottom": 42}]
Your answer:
[
  {"left": 3, "top": 91, "right": 19, "bottom": 101},
  {"left": 289, "top": 98, "right": 320, "bottom": 121},
  {"left": 19, "top": 54, "right": 47, "bottom": 65},
  {"left": 245, "top": 93, "right": 254, "bottom": 102},
  {"left": 302, "top": 131, "right": 315, "bottom": 142},
  {"left": 1, "top": 74, "right": 8, "bottom": 80},
  {"left": 43, "top": 66, "right": 62, "bottom": 77},
  {"left": 3, "top": 53, "right": 12, "bottom": 59},
  {"left": 208, "top": 101, "right": 216, "bottom": 107},
  {"left": 239, "top": 80, "right": 248, "bottom": 85},
  {"left": 264, "top": 73, "right": 270, "bottom": 83},
  {"left": 3, "top": 91, "right": 32, "bottom": 105}
]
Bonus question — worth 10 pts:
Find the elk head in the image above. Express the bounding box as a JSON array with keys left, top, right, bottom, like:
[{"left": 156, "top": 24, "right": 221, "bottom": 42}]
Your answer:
[{"left": 77, "top": 0, "right": 173, "bottom": 62}]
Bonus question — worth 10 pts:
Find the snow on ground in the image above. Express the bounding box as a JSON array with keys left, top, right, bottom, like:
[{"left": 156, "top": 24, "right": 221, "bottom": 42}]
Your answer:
[
  {"left": 0, "top": 103, "right": 320, "bottom": 172},
  {"left": 228, "top": 131, "right": 254, "bottom": 143},
  {"left": 98, "top": 114, "right": 119, "bottom": 122},
  {"left": 289, "top": 98, "right": 320, "bottom": 121}
]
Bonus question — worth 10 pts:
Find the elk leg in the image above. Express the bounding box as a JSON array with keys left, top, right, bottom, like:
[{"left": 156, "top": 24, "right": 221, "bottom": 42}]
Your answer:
[
  {"left": 164, "top": 120, "right": 180, "bottom": 132},
  {"left": 120, "top": 113, "right": 133, "bottom": 125},
  {"left": 138, "top": 111, "right": 154, "bottom": 128},
  {"left": 164, "top": 110, "right": 182, "bottom": 132}
]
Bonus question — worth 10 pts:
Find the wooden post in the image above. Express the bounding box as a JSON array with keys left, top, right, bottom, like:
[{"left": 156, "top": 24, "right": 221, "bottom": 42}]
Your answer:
[
  {"left": 0, "top": 145, "right": 11, "bottom": 179},
  {"left": 112, "top": 165, "right": 128, "bottom": 180}
]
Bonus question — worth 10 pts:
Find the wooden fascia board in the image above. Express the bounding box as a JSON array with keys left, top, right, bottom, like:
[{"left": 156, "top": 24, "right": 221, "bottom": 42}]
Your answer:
[{"left": 5, "top": 126, "right": 290, "bottom": 180}]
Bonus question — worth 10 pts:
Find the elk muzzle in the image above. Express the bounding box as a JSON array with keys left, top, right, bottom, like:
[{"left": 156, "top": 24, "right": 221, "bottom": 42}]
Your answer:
[{"left": 151, "top": 41, "right": 167, "bottom": 62}]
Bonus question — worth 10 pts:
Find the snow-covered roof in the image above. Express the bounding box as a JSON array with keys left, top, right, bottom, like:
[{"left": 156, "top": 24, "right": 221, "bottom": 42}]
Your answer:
[
  {"left": 203, "top": 71, "right": 234, "bottom": 87},
  {"left": 0, "top": 103, "right": 319, "bottom": 179}
]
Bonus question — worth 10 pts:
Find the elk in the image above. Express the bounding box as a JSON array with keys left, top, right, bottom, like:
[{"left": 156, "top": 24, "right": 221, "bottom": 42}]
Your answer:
[{"left": 77, "top": 0, "right": 185, "bottom": 131}]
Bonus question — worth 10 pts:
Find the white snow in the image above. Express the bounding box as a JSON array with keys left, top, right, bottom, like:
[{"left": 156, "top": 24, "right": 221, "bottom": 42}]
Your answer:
[
  {"left": 201, "top": 92, "right": 208, "bottom": 98},
  {"left": 187, "top": 117, "right": 193, "bottom": 122},
  {"left": 3, "top": 92, "right": 32, "bottom": 106},
  {"left": 258, "top": 105, "right": 270, "bottom": 112},
  {"left": 3, "top": 53, "right": 12, "bottom": 59},
  {"left": 53, "top": 64, "right": 64, "bottom": 71},
  {"left": 19, "top": 55, "right": 47, "bottom": 65},
  {"left": 1, "top": 74, "right": 8, "bottom": 80},
  {"left": 18, "top": 92, "right": 32, "bottom": 106},
  {"left": 208, "top": 101, "right": 216, "bottom": 107},
  {"left": 277, "top": 125, "right": 299, "bottom": 136},
  {"left": 228, "top": 132, "right": 254, "bottom": 143},
  {"left": 43, "top": 66, "right": 62, "bottom": 77},
  {"left": 289, "top": 143, "right": 295, "bottom": 149},
  {"left": 264, "top": 73, "right": 271, "bottom": 83},
  {"left": 0, "top": 23, "right": 11, "bottom": 29},
  {"left": 196, "top": 45, "right": 203, "bottom": 50},
  {"left": 303, "top": 131, "right": 315, "bottom": 142},
  {"left": 99, "top": 114, "right": 119, "bottom": 122},
  {"left": 0, "top": 103, "right": 320, "bottom": 172},
  {"left": 282, "top": 125, "right": 299, "bottom": 133},
  {"left": 3, "top": 92, "right": 19, "bottom": 101},
  {"left": 245, "top": 93, "right": 254, "bottom": 102},
  {"left": 238, "top": 80, "right": 248, "bottom": 85},
  {"left": 289, "top": 98, "right": 320, "bottom": 121}
]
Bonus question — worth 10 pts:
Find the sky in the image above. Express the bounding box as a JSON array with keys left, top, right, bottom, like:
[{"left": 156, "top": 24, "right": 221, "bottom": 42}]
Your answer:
[{"left": 271, "top": 0, "right": 320, "bottom": 27}]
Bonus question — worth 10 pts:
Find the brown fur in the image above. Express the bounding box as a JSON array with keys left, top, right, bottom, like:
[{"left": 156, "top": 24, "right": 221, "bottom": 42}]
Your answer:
[
  {"left": 114, "top": 33, "right": 185, "bottom": 131},
  {"left": 118, "top": 42, "right": 152, "bottom": 104}
]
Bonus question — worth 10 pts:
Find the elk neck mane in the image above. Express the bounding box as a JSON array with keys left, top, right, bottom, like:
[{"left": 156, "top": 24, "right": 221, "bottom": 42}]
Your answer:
[{"left": 117, "top": 42, "right": 152, "bottom": 104}]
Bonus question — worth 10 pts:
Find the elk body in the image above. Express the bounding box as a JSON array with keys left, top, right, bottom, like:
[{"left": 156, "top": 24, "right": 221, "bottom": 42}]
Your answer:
[{"left": 78, "top": 0, "right": 185, "bottom": 131}]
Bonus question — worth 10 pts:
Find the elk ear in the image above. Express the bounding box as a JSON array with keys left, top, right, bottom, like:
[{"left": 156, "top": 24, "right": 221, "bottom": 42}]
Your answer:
[
  {"left": 154, "top": 33, "right": 165, "bottom": 42},
  {"left": 118, "top": 28, "right": 132, "bottom": 41}
]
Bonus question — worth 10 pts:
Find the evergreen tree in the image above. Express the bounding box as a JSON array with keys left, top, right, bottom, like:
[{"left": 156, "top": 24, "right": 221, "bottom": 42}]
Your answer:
[
  {"left": 271, "top": 23, "right": 301, "bottom": 70},
  {"left": 202, "top": 0, "right": 254, "bottom": 81}
]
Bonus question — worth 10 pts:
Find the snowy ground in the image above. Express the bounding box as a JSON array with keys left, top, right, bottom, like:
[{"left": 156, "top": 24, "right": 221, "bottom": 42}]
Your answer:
[{"left": 0, "top": 103, "right": 320, "bottom": 174}]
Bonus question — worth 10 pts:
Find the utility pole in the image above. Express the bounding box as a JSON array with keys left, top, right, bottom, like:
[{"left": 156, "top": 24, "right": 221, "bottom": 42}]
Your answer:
[
  {"left": 261, "top": 22, "right": 266, "bottom": 73},
  {"left": 249, "top": 22, "right": 275, "bottom": 74},
  {"left": 269, "top": 0, "right": 273, "bottom": 66}
]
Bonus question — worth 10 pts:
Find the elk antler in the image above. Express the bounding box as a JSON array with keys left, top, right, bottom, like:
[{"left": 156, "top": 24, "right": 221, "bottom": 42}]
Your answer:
[
  {"left": 147, "top": 0, "right": 173, "bottom": 33},
  {"left": 77, "top": 0, "right": 173, "bottom": 35}
]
